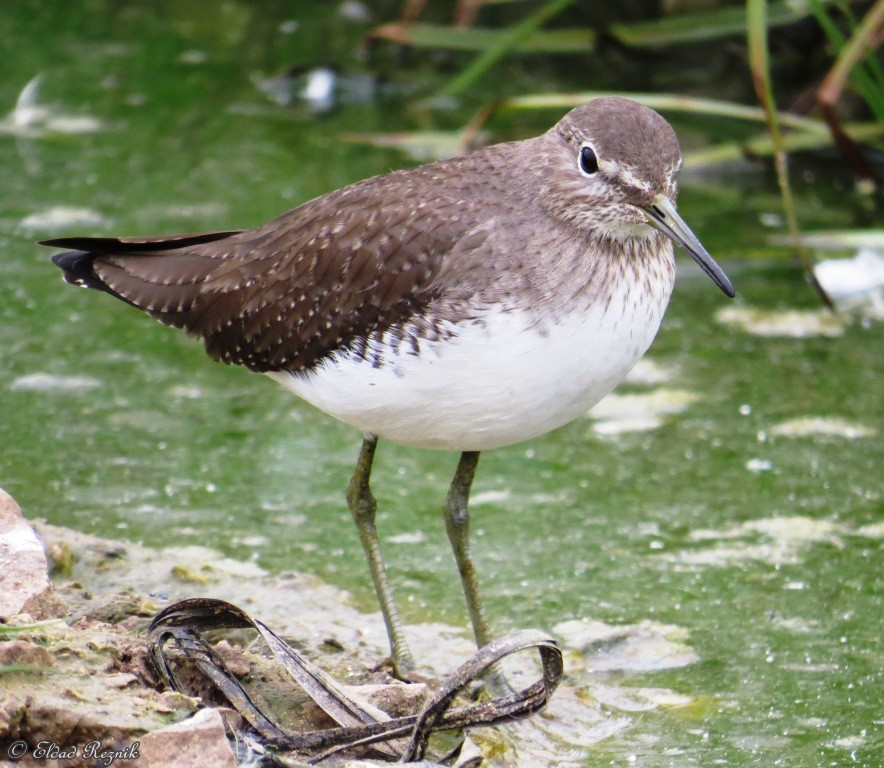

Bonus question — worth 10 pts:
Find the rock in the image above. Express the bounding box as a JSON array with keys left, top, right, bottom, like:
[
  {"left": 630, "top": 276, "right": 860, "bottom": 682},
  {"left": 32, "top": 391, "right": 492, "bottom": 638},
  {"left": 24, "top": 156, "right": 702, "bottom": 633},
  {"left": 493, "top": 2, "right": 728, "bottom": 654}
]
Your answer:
[
  {"left": 0, "top": 640, "right": 55, "bottom": 669},
  {"left": 0, "top": 488, "right": 63, "bottom": 619},
  {"left": 347, "top": 682, "right": 428, "bottom": 718},
  {"left": 150, "top": 691, "right": 200, "bottom": 716},
  {"left": 553, "top": 618, "right": 699, "bottom": 672},
  {"left": 104, "top": 672, "right": 139, "bottom": 689},
  {"left": 0, "top": 619, "right": 171, "bottom": 766},
  {"left": 213, "top": 639, "right": 252, "bottom": 677},
  {"left": 138, "top": 707, "right": 237, "bottom": 768}
]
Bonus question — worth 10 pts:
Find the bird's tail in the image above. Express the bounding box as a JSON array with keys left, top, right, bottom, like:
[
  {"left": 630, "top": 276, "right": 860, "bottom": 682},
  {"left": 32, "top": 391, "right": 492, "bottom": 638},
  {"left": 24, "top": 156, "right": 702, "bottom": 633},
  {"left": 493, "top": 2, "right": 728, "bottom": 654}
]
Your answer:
[{"left": 43, "top": 231, "right": 241, "bottom": 329}]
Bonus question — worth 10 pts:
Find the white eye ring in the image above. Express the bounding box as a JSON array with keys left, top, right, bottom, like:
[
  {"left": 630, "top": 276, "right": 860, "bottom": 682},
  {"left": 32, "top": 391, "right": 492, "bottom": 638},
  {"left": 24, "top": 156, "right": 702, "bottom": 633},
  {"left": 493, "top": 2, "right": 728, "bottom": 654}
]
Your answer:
[{"left": 578, "top": 144, "right": 599, "bottom": 176}]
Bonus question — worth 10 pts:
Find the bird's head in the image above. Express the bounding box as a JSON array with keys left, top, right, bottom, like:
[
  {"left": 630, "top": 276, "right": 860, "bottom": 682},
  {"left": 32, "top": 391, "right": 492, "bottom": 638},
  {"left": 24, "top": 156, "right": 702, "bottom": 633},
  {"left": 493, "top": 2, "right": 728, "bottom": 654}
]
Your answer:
[{"left": 539, "top": 97, "right": 734, "bottom": 297}]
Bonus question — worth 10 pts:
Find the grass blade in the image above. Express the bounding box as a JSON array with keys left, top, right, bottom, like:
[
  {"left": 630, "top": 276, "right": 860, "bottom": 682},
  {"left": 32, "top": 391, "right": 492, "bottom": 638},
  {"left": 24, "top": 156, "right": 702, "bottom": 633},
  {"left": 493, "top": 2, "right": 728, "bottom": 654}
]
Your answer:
[
  {"left": 437, "top": 0, "right": 578, "bottom": 98},
  {"left": 818, "top": 1, "right": 884, "bottom": 119},
  {"left": 369, "top": 22, "right": 595, "bottom": 54},
  {"left": 504, "top": 92, "right": 829, "bottom": 132},
  {"left": 613, "top": 0, "right": 836, "bottom": 46},
  {"left": 683, "top": 120, "right": 884, "bottom": 166},
  {"left": 369, "top": 0, "right": 840, "bottom": 54},
  {"left": 747, "top": 0, "right": 833, "bottom": 307}
]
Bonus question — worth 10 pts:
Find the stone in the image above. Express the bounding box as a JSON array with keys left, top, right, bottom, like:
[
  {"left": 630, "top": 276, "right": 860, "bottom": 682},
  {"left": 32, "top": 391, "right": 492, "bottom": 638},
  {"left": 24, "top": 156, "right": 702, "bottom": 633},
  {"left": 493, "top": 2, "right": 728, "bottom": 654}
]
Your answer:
[
  {"left": 0, "top": 488, "right": 61, "bottom": 619},
  {"left": 0, "top": 640, "right": 54, "bottom": 669},
  {"left": 138, "top": 707, "right": 237, "bottom": 768}
]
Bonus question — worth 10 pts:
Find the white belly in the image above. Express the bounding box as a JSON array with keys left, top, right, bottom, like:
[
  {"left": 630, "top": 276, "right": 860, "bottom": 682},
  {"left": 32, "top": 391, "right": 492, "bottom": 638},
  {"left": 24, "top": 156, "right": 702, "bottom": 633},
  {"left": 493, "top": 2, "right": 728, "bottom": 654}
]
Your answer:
[{"left": 269, "top": 278, "right": 672, "bottom": 451}]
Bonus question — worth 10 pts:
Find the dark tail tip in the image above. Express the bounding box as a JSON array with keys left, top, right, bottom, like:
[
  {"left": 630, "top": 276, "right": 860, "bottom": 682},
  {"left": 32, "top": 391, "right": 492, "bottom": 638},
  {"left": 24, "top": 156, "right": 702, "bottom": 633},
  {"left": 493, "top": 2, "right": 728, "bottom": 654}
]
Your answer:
[{"left": 49, "top": 249, "right": 105, "bottom": 290}]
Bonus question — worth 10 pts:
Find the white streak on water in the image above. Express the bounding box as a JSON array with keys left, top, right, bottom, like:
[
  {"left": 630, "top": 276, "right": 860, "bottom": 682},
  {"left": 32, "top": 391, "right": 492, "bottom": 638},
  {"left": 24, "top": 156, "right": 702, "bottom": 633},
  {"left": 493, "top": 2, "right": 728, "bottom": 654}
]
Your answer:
[{"left": 11, "top": 373, "right": 102, "bottom": 392}]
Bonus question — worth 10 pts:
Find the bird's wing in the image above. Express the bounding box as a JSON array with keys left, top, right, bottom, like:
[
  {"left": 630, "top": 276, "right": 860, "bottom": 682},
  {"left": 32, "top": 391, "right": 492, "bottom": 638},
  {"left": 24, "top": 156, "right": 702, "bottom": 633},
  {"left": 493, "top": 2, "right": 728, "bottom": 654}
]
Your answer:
[{"left": 46, "top": 173, "right": 491, "bottom": 374}]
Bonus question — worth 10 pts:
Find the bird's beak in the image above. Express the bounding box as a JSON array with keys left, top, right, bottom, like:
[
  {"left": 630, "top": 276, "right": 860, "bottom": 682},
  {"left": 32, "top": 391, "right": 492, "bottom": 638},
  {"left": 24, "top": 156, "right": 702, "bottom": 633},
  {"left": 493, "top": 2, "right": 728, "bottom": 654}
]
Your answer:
[{"left": 642, "top": 194, "right": 735, "bottom": 298}]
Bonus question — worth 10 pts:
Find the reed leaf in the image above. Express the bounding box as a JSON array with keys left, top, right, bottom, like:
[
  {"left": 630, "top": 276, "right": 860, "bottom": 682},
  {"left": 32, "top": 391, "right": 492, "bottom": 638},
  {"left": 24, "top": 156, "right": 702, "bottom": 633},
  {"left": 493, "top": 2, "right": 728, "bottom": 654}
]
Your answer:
[
  {"left": 369, "top": 0, "right": 839, "bottom": 54},
  {"left": 612, "top": 0, "right": 836, "bottom": 46},
  {"left": 810, "top": 0, "right": 884, "bottom": 120},
  {"left": 369, "top": 22, "right": 595, "bottom": 54},
  {"left": 683, "top": 120, "right": 884, "bottom": 167},
  {"left": 747, "top": 0, "right": 832, "bottom": 306},
  {"left": 504, "top": 92, "right": 829, "bottom": 132},
  {"left": 438, "top": 0, "right": 578, "bottom": 98}
]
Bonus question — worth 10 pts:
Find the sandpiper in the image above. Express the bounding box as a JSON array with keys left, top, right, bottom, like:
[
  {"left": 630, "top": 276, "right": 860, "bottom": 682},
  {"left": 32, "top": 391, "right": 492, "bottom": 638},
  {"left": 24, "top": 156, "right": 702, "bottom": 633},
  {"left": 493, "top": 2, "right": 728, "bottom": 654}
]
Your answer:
[{"left": 45, "top": 97, "right": 734, "bottom": 676}]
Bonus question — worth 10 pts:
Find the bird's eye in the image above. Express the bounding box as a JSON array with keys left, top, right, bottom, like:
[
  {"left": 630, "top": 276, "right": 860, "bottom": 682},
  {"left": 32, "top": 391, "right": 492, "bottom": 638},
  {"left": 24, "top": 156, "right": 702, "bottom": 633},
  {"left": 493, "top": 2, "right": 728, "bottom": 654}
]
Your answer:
[{"left": 579, "top": 145, "right": 599, "bottom": 175}]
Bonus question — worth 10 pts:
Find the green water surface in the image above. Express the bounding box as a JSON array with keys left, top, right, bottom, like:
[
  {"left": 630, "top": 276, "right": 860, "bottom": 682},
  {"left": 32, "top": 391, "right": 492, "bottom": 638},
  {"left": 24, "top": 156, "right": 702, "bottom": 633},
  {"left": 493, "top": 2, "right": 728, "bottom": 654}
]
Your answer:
[{"left": 1, "top": 2, "right": 881, "bottom": 766}]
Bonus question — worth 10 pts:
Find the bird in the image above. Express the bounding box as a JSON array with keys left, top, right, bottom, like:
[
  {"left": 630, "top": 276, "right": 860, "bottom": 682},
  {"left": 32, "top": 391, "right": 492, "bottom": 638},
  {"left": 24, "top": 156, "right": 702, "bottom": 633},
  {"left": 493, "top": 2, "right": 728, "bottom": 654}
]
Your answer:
[{"left": 44, "top": 96, "right": 734, "bottom": 679}]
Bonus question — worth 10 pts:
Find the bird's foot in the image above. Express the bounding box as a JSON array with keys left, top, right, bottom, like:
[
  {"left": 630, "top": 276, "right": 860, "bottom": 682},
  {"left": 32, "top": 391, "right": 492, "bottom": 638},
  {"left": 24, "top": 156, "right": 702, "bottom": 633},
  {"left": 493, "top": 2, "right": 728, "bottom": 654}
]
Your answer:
[{"left": 373, "top": 655, "right": 430, "bottom": 686}]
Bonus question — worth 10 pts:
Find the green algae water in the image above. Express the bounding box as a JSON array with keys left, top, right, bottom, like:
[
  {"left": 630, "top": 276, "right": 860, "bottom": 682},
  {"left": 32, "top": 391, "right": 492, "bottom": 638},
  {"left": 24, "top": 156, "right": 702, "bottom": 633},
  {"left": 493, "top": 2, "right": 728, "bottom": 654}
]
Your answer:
[{"left": 1, "top": 2, "right": 881, "bottom": 766}]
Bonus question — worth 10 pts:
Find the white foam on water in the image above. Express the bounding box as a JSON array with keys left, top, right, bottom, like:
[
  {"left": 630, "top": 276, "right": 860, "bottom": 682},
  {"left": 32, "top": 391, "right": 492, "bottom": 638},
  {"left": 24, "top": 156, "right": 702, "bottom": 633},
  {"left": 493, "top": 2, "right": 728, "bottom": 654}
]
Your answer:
[
  {"left": 770, "top": 417, "right": 876, "bottom": 439},
  {"left": 814, "top": 248, "right": 884, "bottom": 318},
  {"left": 386, "top": 531, "right": 425, "bottom": 545},
  {"left": 622, "top": 358, "right": 672, "bottom": 386},
  {"left": 1, "top": 75, "right": 103, "bottom": 136},
  {"left": 20, "top": 206, "right": 106, "bottom": 231},
  {"left": 469, "top": 489, "right": 512, "bottom": 506},
  {"left": 662, "top": 516, "right": 844, "bottom": 568},
  {"left": 588, "top": 388, "right": 699, "bottom": 436},
  {"left": 11, "top": 372, "right": 102, "bottom": 392},
  {"left": 716, "top": 305, "right": 847, "bottom": 337}
]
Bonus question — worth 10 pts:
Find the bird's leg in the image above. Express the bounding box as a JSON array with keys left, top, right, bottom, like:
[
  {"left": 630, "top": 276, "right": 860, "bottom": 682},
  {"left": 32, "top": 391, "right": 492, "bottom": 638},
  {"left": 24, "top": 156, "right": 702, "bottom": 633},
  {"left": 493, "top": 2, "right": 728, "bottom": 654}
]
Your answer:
[
  {"left": 443, "top": 451, "right": 493, "bottom": 647},
  {"left": 444, "top": 451, "right": 511, "bottom": 693},
  {"left": 443, "top": 451, "right": 512, "bottom": 694},
  {"left": 346, "top": 433, "right": 415, "bottom": 676}
]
